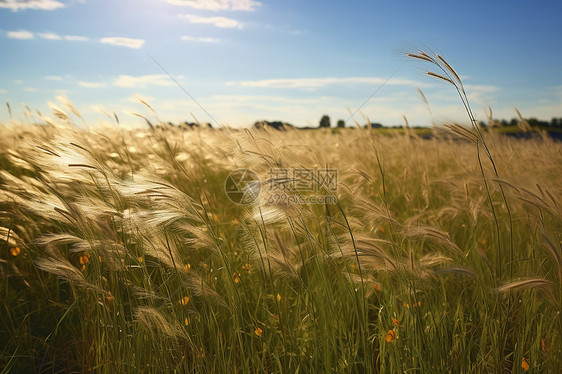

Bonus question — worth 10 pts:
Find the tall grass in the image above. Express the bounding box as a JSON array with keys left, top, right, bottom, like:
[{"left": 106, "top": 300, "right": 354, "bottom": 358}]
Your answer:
[{"left": 1, "top": 69, "right": 561, "bottom": 372}]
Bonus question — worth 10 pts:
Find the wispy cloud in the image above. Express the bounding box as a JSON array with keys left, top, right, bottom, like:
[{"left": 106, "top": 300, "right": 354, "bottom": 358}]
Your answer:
[
  {"left": 167, "top": 0, "right": 261, "bottom": 11},
  {"left": 6, "top": 30, "right": 89, "bottom": 41},
  {"left": 227, "top": 77, "right": 428, "bottom": 89},
  {"left": 23, "top": 87, "right": 36, "bottom": 92},
  {"left": 0, "top": 0, "right": 65, "bottom": 11},
  {"left": 100, "top": 37, "right": 145, "bottom": 49},
  {"left": 65, "top": 35, "right": 88, "bottom": 41},
  {"left": 78, "top": 81, "right": 107, "bottom": 88},
  {"left": 0, "top": 89, "right": 7, "bottom": 94},
  {"left": 7, "top": 30, "right": 34, "bottom": 39},
  {"left": 45, "top": 75, "right": 63, "bottom": 80},
  {"left": 113, "top": 74, "right": 174, "bottom": 88},
  {"left": 180, "top": 14, "right": 242, "bottom": 29},
  {"left": 38, "top": 32, "right": 62, "bottom": 40},
  {"left": 181, "top": 35, "right": 220, "bottom": 43}
]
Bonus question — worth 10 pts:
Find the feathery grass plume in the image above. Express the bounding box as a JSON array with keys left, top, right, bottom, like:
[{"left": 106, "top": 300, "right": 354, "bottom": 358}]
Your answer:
[
  {"left": 402, "top": 225, "right": 464, "bottom": 257},
  {"left": 57, "top": 96, "right": 85, "bottom": 123},
  {"left": 134, "top": 306, "right": 184, "bottom": 340},
  {"left": 541, "top": 233, "right": 562, "bottom": 285},
  {"left": 486, "top": 107, "right": 502, "bottom": 127},
  {"left": 34, "top": 255, "right": 106, "bottom": 294},
  {"left": 443, "top": 123, "right": 479, "bottom": 143},
  {"left": 514, "top": 107, "right": 532, "bottom": 133},
  {"left": 334, "top": 234, "right": 396, "bottom": 271},
  {"left": 496, "top": 278, "right": 556, "bottom": 303},
  {"left": 408, "top": 48, "right": 515, "bottom": 282}
]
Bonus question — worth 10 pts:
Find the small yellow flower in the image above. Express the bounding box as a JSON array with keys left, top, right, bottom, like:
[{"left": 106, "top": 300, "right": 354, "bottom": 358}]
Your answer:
[
  {"left": 184, "top": 263, "right": 191, "bottom": 271},
  {"left": 276, "top": 293, "right": 281, "bottom": 302},
  {"left": 181, "top": 296, "right": 190, "bottom": 306},
  {"left": 184, "top": 317, "right": 189, "bottom": 326},
  {"left": 98, "top": 256, "right": 102, "bottom": 263},
  {"left": 521, "top": 357, "right": 530, "bottom": 371},
  {"left": 137, "top": 257, "right": 143, "bottom": 263},
  {"left": 242, "top": 263, "right": 252, "bottom": 273},
  {"left": 254, "top": 327, "right": 263, "bottom": 337},
  {"left": 385, "top": 330, "right": 395, "bottom": 343},
  {"left": 392, "top": 318, "right": 399, "bottom": 326},
  {"left": 213, "top": 213, "right": 219, "bottom": 223},
  {"left": 234, "top": 273, "right": 240, "bottom": 284},
  {"left": 10, "top": 247, "right": 20, "bottom": 257}
]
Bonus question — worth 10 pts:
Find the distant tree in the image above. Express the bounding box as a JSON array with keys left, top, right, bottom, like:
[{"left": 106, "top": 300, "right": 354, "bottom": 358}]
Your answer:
[
  {"left": 336, "top": 119, "right": 345, "bottom": 128},
  {"left": 528, "top": 118, "right": 539, "bottom": 127},
  {"left": 319, "top": 115, "right": 331, "bottom": 128}
]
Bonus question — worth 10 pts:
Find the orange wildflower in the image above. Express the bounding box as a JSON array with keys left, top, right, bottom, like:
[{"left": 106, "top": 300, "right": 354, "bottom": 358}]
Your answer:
[
  {"left": 10, "top": 247, "right": 20, "bottom": 256},
  {"left": 392, "top": 318, "right": 399, "bottom": 326},
  {"left": 254, "top": 327, "right": 263, "bottom": 337},
  {"left": 385, "top": 330, "right": 395, "bottom": 343},
  {"left": 181, "top": 296, "right": 190, "bottom": 306},
  {"left": 521, "top": 357, "right": 530, "bottom": 371}
]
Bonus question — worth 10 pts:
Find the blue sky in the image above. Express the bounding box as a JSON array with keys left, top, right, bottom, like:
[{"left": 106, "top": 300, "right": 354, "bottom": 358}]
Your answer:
[{"left": 1, "top": 0, "right": 561, "bottom": 128}]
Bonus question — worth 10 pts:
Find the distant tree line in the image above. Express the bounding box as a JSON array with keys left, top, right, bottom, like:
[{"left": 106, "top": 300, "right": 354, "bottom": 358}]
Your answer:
[
  {"left": 163, "top": 115, "right": 562, "bottom": 131},
  {"left": 482, "top": 117, "right": 562, "bottom": 129}
]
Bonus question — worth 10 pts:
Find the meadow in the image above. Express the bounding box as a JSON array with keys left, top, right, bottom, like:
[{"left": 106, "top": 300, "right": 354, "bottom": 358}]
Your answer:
[{"left": 1, "top": 54, "right": 561, "bottom": 373}]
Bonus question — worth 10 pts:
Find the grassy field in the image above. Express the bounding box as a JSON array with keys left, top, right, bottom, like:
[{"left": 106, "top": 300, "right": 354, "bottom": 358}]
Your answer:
[
  {"left": 1, "top": 118, "right": 561, "bottom": 373},
  {"left": 1, "top": 54, "right": 562, "bottom": 373}
]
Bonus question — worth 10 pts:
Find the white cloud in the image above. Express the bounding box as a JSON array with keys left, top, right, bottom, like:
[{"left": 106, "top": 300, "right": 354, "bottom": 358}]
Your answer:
[
  {"left": 181, "top": 35, "right": 220, "bottom": 43},
  {"left": 45, "top": 75, "right": 63, "bottom": 80},
  {"left": 226, "top": 77, "right": 428, "bottom": 89},
  {"left": 78, "top": 81, "right": 106, "bottom": 88},
  {"left": 464, "top": 84, "right": 500, "bottom": 105},
  {"left": 100, "top": 37, "right": 145, "bottom": 49},
  {"left": 128, "top": 94, "right": 155, "bottom": 104},
  {"left": 167, "top": 0, "right": 260, "bottom": 11},
  {"left": 7, "top": 30, "right": 34, "bottom": 39},
  {"left": 113, "top": 74, "right": 175, "bottom": 88},
  {"left": 0, "top": 89, "right": 7, "bottom": 94},
  {"left": 23, "top": 87, "right": 36, "bottom": 92},
  {"left": 65, "top": 35, "right": 88, "bottom": 41},
  {"left": 0, "top": 0, "right": 65, "bottom": 11},
  {"left": 180, "top": 14, "right": 242, "bottom": 29},
  {"left": 38, "top": 32, "right": 62, "bottom": 40}
]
